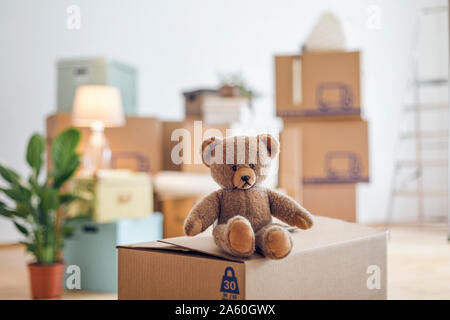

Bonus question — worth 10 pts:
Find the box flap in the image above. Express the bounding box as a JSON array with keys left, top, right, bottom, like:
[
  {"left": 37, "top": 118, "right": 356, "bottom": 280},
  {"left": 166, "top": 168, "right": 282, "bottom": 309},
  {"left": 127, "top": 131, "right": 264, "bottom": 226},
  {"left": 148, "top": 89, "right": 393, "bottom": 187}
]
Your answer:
[
  {"left": 159, "top": 236, "right": 262, "bottom": 263},
  {"left": 118, "top": 236, "right": 252, "bottom": 262},
  {"left": 118, "top": 217, "right": 386, "bottom": 263}
]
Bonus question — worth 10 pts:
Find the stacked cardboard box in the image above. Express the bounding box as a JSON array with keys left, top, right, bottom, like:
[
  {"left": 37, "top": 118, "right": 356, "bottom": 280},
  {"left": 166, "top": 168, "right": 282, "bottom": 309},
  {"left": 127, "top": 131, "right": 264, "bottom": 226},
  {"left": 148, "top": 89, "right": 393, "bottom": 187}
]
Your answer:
[
  {"left": 276, "top": 51, "right": 369, "bottom": 222},
  {"left": 183, "top": 88, "right": 250, "bottom": 125}
]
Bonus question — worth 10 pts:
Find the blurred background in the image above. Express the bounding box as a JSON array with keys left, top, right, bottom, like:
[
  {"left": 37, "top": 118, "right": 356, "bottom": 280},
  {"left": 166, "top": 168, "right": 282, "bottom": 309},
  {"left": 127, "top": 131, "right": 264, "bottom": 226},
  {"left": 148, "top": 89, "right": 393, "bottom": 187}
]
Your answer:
[{"left": 0, "top": 0, "right": 448, "bottom": 299}]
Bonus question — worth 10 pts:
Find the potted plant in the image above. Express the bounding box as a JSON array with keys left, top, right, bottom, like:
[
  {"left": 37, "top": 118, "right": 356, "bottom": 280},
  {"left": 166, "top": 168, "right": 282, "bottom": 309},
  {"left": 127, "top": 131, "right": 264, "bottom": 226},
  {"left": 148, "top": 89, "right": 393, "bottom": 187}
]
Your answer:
[
  {"left": 0, "top": 128, "right": 82, "bottom": 299},
  {"left": 218, "top": 72, "right": 261, "bottom": 108}
]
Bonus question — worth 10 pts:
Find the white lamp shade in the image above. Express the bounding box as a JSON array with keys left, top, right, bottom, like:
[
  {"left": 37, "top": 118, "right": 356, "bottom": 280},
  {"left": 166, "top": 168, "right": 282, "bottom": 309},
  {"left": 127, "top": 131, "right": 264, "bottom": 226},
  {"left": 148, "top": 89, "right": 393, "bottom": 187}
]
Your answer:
[{"left": 72, "top": 85, "right": 125, "bottom": 127}]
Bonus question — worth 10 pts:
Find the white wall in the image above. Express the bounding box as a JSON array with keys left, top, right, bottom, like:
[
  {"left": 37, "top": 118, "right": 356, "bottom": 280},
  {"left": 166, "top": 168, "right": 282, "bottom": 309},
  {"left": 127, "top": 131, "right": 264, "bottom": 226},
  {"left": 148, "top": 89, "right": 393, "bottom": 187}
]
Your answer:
[{"left": 0, "top": 0, "right": 447, "bottom": 243}]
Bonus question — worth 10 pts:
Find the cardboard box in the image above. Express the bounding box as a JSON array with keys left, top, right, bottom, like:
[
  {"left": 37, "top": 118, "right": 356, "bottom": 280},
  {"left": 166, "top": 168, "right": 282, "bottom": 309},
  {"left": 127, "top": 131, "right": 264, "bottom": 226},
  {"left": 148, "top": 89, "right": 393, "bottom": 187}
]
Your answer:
[
  {"left": 118, "top": 216, "right": 387, "bottom": 299},
  {"left": 282, "top": 119, "right": 369, "bottom": 184},
  {"left": 46, "top": 113, "right": 162, "bottom": 174},
  {"left": 162, "top": 121, "right": 185, "bottom": 171},
  {"left": 278, "top": 126, "right": 302, "bottom": 203},
  {"left": 302, "top": 184, "right": 356, "bottom": 222},
  {"left": 64, "top": 212, "right": 163, "bottom": 292},
  {"left": 161, "top": 120, "right": 228, "bottom": 174},
  {"left": 183, "top": 89, "right": 219, "bottom": 119},
  {"left": 161, "top": 195, "right": 203, "bottom": 238},
  {"left": 275, "top": 51, "right": 360, "bottom": 118}
]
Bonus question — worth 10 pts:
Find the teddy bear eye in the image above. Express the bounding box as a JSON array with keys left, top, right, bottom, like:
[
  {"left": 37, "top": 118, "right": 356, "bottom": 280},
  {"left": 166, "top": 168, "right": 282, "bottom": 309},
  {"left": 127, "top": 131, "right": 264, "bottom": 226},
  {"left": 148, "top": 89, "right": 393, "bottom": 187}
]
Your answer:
[
  {"left": 232, "top": 165, "right": 237, "bottom": 171},
  {"left": 249, "top": 164, "right": 255, "bottom": 169}
]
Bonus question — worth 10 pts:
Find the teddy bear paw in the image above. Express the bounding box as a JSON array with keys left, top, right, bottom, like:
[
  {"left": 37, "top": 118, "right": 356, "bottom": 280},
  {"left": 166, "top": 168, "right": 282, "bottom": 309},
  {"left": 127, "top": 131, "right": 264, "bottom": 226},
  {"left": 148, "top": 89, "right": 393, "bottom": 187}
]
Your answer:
[
  {"left": 266, "top": 227, "right": 292, "bottom": 259},
  {"left": 227, "top": 217, "right": 255, "bottom": 256}
]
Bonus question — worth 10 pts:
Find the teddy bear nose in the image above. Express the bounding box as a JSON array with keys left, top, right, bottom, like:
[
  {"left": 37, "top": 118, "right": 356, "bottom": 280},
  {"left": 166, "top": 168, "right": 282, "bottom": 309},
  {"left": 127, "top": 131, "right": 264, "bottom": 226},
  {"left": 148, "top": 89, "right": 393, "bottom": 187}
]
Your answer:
[{"left": 241, "top": 175, "right": 250, "bottom": 182}]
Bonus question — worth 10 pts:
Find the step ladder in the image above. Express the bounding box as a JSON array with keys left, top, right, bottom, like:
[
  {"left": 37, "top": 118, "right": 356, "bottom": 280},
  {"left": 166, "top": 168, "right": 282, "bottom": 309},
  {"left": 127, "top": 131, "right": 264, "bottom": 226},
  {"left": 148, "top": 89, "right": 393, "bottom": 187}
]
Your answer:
[{"left": 386, "top": 6, "right": 449, "bottom": 225}]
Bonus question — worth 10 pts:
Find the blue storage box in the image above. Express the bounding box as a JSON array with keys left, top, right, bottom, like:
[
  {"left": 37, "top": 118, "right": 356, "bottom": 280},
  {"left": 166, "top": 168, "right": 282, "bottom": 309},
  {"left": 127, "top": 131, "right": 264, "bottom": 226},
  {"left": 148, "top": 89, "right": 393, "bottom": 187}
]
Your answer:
[
  {"left": 57, "top": 57, "right": 137, "bottom": 115},
  {"left": 63, "top": 212, "right": 163, "bottom": 292}
]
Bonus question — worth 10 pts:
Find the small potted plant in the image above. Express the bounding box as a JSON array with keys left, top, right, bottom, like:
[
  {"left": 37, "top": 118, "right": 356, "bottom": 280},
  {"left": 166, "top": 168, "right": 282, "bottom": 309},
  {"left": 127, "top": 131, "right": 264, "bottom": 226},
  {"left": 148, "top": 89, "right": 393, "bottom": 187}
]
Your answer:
[
  {"left": 0, "top": 128, "right": 82, "bottom": 299},
  {"left": 218, "top": 72, "right": 261, "bottom": 108}
]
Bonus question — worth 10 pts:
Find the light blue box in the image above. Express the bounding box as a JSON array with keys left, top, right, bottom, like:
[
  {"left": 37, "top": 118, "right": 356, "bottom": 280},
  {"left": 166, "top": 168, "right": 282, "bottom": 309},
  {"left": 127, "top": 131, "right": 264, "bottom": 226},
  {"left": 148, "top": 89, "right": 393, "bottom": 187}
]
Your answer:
[
  {"left": 57, "top": 57, "right": 137, "bottom": 115},
  {"left": 63, "top": 212, "right": 163, "bottom": 292}
]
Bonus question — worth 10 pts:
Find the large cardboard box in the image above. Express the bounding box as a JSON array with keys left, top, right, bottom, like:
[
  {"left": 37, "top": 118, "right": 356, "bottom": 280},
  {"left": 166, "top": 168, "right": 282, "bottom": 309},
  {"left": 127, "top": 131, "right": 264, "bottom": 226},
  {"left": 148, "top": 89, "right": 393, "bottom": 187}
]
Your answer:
[
  {"left": 118, "top": 216, "right": 387, "bottom": 299},
  {"left": 161, "top": 195, "right": 203, "bottom": 238},
  {"left": 275, "top": 51, "right": 360, "bottom": 118},
  {"left": 161, "top": 120, "right": 228, "bottom": 174},
  {"left": 282, "top": 119, "right": 369, "bottom": 184},
  {"left": 279, "top": 125, "right": 302, "bottom": 203},
  {"left": 302, "top": 184, "right": 356, "bottom": 222},
  {"left": 46, "top": 113, "right": 162, "bottom": 174}
]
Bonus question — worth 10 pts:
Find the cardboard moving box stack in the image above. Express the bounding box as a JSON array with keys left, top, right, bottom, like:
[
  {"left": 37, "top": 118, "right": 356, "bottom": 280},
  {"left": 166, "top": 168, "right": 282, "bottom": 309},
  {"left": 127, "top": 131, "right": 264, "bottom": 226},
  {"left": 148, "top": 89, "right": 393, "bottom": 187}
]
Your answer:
[
  {"left": 46, "top": 113, "right": 164, "bottom": 292},
  {"left": 276, "top": 51, "right": 369, "bottom": 222}
]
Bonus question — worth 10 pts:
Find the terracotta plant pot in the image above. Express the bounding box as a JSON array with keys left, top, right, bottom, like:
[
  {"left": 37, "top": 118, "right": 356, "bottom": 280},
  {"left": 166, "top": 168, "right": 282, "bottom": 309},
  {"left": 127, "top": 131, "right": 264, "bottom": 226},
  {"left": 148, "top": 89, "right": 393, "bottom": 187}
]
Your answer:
[{"left": 28, "top": 262, "right": 65, "bottom": 299}]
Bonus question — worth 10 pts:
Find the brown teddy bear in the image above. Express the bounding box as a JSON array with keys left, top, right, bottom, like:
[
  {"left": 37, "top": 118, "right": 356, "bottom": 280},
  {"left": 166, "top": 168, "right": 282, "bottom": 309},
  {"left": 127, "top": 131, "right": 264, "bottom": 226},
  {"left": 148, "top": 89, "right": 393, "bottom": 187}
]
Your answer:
[{"left": 183, "top": 134, "right": 314, "bottom": 259}]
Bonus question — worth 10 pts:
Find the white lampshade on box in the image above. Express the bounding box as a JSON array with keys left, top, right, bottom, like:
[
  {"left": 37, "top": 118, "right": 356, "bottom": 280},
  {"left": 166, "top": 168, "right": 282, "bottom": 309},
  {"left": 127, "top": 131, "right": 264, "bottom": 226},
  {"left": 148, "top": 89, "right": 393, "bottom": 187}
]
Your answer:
[{"left": 72, "top": 85, "right": 125, "bottom": 174}]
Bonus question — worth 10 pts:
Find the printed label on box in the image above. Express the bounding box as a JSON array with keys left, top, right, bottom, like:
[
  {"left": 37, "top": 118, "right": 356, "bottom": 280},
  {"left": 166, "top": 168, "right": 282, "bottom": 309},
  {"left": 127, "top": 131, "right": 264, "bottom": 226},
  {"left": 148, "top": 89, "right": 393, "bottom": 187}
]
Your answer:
[{"left": 220, "top": 266, "right": 240, "bottom": 300}]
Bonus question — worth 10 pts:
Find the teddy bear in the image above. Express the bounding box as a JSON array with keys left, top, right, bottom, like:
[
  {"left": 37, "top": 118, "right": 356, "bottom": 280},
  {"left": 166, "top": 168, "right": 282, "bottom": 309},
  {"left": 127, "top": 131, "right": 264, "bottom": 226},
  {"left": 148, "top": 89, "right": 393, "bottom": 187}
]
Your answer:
[{"left": 183, "top": 134, "right": 314, "bottom": 259}]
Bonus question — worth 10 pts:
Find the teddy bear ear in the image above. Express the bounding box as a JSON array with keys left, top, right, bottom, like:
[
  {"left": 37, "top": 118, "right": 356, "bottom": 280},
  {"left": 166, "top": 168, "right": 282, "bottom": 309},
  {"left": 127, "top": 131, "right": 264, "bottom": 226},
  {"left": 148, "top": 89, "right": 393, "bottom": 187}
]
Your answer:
[
  {"left": 257, "top": 134, "right": 280, "bottom": 159},
  {"left": 201, "top": 136, "right": 221, "bottom": 167}
]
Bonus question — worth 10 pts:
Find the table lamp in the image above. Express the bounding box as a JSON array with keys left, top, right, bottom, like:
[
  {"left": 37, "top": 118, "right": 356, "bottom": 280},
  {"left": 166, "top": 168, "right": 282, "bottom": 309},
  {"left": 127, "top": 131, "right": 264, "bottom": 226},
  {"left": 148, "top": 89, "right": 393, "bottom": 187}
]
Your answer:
[{"left": 72, "top": 85, "right": 125, "bottom": 174}]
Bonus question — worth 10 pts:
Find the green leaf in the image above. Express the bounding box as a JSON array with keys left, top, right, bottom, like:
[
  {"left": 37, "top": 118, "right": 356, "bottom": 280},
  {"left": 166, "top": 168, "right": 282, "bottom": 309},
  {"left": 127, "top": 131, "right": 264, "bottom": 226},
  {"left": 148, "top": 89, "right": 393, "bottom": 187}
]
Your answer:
[
  {"left": 26, "top": 134, "right": 45, "bottom": 178},
  {"left": 0, "top": 206, "right": 13, "bottom": 218},
  {"left": 52, "top": 154, "right": 80, "bottom": 189},
  {"left": 51, "top": 128, "right": 80, "bottom": 170},
  {"left": 20, "top": 241, "right": 35, "bottom": 253},
  {"left": 13, "top": 221, "right": 29, "bottom": 236},
  {"left": 15, "top": 202, "right": 32, "bottom": 218},
  {"left": 39, "top": 188, "right": 59, "bottom": 212},
  {"left": 0, "top": 164, "right": 21, "bottom": 187},
  {"left": 0, "top": 187, "right": 31, "bottom": 203},
  {"left": 59, "top": 192, "right": 83, "bottom": 204}
]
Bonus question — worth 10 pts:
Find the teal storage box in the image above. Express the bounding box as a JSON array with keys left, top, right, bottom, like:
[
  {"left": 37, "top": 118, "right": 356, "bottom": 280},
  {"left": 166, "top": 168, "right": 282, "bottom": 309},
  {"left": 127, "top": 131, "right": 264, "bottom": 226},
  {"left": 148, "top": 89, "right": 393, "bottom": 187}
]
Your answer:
[
  {"left": 57, "top": 57, "right": 137, "bottom": 115},
  {"left": 63, "top": 212, "right": 162, "bottom": 292}
]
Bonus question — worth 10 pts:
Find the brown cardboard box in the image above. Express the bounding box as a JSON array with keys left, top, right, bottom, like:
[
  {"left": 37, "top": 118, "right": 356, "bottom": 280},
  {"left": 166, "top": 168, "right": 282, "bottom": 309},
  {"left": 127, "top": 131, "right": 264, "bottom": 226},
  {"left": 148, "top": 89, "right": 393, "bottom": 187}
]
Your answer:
[
  {"left": 303, "top": 184, "right": 356, "bottom": 222},
  {"left": 183, "top": 89, "right": 219, "bottom": 119},
  {"left": 46, "top": 113, "right": 162, "bottom": 174},
  {"left": 282, "top": 119, "right": 369, "bottom": 184},
  {"left": 161, "top": 120, "right": 228, "bottom": 174},
  {"left": 275, "top": 51, "right": 361, "bottom": 118},
  {"left": 161, "top": 195, "right": 203, "bottom": 238},
  {"left": 118, "top": 216, "right": 387, "bottom": 299},
  {"left": 279, "top": 126, "right": 302, "bottom": 203},
  {"left": 161, "top": 121, "right": 185, "bottom": 171}
]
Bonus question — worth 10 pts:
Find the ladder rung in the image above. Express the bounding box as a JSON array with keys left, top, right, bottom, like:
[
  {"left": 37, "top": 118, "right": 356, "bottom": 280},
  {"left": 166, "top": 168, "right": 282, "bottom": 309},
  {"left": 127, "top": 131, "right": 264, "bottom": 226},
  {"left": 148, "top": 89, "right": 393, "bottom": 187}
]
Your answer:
[
  {"left": 400, "top": 131, "right": 449, "bottom": 139},
  {"left": 393, "top": 190, "right": 448, "bottom": 197},
  {"left": 396, "top": 160, "right": 448, "bottom": 167},
  {"left": 404, "top": 103, "right": 448, "bottom": 112},
  {"left": 414, "top": 78, "right": 448, "bottom": 86}
]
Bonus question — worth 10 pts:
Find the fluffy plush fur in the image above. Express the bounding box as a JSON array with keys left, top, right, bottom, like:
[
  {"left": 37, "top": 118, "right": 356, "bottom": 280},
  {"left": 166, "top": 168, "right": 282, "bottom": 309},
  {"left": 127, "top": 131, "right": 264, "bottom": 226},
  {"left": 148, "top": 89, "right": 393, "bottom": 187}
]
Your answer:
[{"left": 183, "top": 134, "right": 314, "bottom": 259}]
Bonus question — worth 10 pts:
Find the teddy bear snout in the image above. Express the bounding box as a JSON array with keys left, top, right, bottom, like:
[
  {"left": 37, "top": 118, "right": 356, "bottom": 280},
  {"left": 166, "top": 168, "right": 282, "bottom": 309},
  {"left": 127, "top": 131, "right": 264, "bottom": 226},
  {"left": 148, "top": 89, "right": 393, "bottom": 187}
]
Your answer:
[{"left": 232, "top": 167, "right": 256, "bottom": 189}]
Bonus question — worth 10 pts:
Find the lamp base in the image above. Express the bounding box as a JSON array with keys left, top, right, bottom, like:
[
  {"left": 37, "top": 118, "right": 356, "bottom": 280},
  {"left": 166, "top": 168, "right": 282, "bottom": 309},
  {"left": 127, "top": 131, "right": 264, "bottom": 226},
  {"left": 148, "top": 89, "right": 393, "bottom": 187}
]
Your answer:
[{"left": 83, "top": 123, "right": 111, "bottom": 174}]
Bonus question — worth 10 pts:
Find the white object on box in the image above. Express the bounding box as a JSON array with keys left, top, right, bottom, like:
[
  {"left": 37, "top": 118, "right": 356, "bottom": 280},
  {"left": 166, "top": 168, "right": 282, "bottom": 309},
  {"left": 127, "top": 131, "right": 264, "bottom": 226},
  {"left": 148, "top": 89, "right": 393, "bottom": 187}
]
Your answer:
[
  {"left": 303, "top": 12, "right": 346, "bottom": 52},
  {"left": 201, "top": 96, "right": 251, "bottom": 125}
]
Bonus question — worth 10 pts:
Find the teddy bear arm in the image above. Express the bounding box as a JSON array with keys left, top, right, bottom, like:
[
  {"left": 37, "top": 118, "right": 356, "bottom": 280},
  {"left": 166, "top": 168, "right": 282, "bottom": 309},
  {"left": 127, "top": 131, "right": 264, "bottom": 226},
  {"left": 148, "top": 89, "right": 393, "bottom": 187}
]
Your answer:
[
  {"left": 267, "top": 189, "right": 314, "bottom": 230},
  {"left": 183, "top": 190, "right": 221, "bottom": 236}
]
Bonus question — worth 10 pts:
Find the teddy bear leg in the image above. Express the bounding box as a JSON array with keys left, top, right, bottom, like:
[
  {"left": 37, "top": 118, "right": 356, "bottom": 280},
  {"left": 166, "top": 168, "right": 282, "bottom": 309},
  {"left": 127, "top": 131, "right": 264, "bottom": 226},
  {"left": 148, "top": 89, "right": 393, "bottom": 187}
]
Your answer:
[
  {"left": 213, "top": 216, "right": 255, "bottom": 257},
  {"left": 255, "top": 224, "right": 293, "bottom": 259}
]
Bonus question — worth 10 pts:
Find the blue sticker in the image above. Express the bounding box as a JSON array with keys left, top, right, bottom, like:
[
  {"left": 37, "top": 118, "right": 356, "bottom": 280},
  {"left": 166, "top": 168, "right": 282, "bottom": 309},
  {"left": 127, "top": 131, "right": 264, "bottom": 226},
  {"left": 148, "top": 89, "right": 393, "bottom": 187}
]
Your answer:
[{"left": 220, "top": 266, "right": 239, "bottom": 299}]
